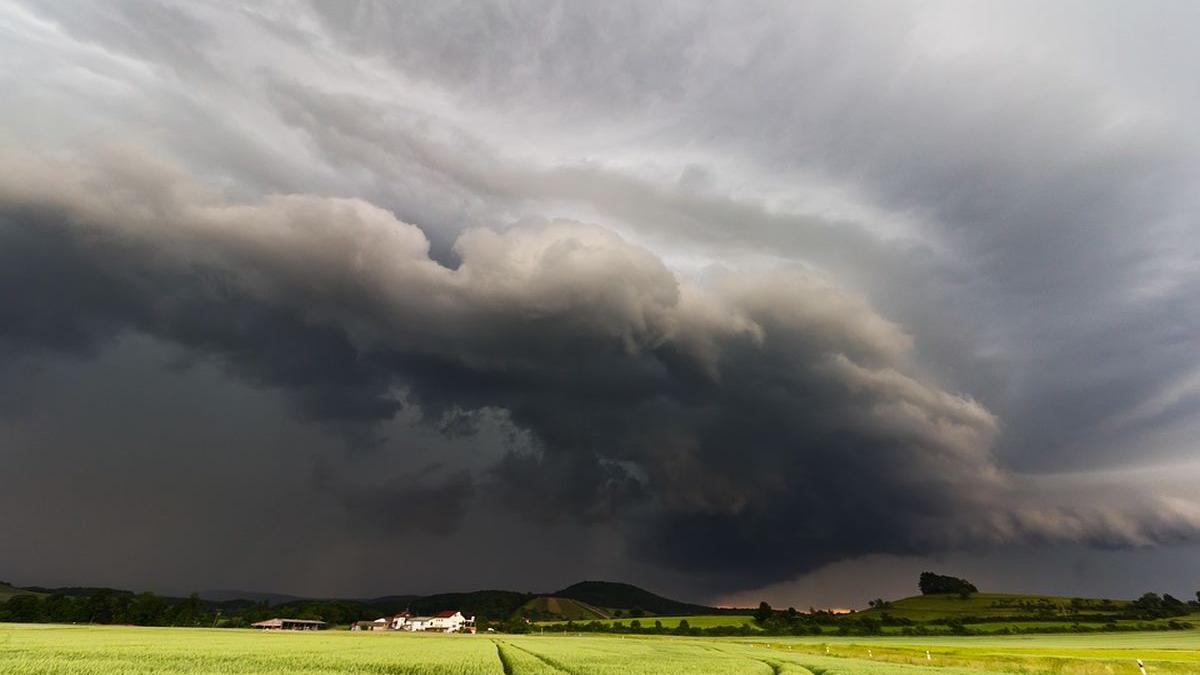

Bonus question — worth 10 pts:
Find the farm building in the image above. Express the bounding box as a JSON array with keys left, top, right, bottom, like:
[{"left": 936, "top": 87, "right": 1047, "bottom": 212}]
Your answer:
[
  {"left": 429, "top": 610, "right": 473, "bottom": 633},
  {"left": 350, "top": 614, "right": 409, "bottom": 631},
  {"left": 251, "top": 618, "right": 326, "bottom": 631},
  {"left": 404, "top": 616, "right": 435, "bottom": 631},
  {"left": 354, "top": 610, "right": 475, "bottom": 633}
]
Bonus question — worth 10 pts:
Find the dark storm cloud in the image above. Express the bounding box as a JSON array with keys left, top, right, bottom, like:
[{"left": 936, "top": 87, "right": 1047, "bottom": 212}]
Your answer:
[
  {"left": 301, "top": 0, "right": 1200, "bottom": 472},
  {"left": 4, "top": 0, "right": 1200, "bottom": 598},
  {"left": 2, "top": 146, "right": 1197, "bottom": 590}
]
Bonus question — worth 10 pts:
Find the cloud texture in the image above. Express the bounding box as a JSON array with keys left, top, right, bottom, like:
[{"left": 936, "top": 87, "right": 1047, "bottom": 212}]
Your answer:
[{"left": 2, "top": 1, "right": 1200, "bottom": 598}]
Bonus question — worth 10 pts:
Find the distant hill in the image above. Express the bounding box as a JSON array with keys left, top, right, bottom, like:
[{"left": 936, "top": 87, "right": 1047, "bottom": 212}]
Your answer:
[
  {"left": 360, "top": 590, "right": 533, "bottom": 621},
  {"left": 199, "top": 590, "right": 306, "bottom": 605},
  {"left": 0, "top": 582, "right": 44, "bottom": 602},
  {"left": 857, "top": 592, "right": 1132, "bottom": 621},
  {"left": 519, "top": 596, "right": 611, "bottom": 621},
  {"left": 554, "top": 581, "right": 714, "bottom": 616},
  {"left": 0, "top": 579, "right": 716, "bottom": 622},
  {"left": 15, "top": 586, "right": 126, "bottom": 598}
]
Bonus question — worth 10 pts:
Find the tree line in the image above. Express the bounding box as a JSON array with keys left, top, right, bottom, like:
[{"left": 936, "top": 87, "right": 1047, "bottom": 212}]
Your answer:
[{"left": 0, "top": 590, "right": 377, "bottom": 628}]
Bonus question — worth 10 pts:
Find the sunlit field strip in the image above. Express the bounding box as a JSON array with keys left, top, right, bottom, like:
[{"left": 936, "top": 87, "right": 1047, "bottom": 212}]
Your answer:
[{"left": 3, "top": 624, "right": 1199, "bottom": 674}]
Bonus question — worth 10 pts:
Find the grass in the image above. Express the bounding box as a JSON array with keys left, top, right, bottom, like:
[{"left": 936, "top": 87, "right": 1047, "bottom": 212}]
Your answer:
[
  {"left": 752, "top": 631, "right": 1200, "bottom": 674},
  {"left": 519, "top": 596, "right": 612, "bottom": 620},
  {"left": 3, "top": 623, "right": 1200, "bottom": 673},
  {"left": 856, "top": 593, "right": 1131, "bottom": 622}
]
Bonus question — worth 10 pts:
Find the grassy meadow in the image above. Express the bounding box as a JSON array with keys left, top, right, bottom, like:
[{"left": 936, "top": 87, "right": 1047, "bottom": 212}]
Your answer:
[
  {"left": 3, "top": 623, "right": 1200, "bottom": 674},
  {"left": 854, "top": 593, "right": 1132, "bottom": 622}
]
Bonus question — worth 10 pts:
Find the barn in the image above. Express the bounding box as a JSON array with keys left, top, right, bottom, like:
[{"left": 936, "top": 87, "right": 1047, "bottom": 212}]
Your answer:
[{"left": 251, "top": 618, "right": 327, "bottom": 631}]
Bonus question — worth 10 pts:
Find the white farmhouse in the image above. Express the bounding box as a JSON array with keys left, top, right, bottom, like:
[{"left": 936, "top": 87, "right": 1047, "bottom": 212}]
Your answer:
[
  {"left": 430, "top": 610, "right": 473, "bottom": 633},
  {"left": 401, "top": 610, "right": 475, "bottom": 633},
  {"left": 404, "top": 616, "right": 435, "bottom": 631}
]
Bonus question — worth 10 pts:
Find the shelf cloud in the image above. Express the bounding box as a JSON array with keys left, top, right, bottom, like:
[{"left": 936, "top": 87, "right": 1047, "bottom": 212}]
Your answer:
[{"left": 3, "top": 1, "right": 1200, "bottom": 600}]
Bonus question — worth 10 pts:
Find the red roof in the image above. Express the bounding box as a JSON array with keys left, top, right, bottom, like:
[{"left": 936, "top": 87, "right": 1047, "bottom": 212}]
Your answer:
[{"left": 434, "top": 610, "right": 459, "bottom": 618}]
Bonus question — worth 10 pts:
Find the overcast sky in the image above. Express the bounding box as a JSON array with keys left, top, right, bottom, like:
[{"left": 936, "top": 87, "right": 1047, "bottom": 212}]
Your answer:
[{"left": 2, "top": 1, "right": 1199, "bottom": 608}]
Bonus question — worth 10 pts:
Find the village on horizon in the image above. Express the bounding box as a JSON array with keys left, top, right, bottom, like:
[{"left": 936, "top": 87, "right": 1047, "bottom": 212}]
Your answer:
[{"left": 252, "top": 610, "right": 476, "bottom": 633}]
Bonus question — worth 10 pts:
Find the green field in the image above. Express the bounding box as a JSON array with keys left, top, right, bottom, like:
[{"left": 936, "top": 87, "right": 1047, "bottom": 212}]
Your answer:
[
  {"left": 3, "top": 623, "right": 1200, "bottom": 674},
  {"left": 856, "top": 593, "right": 1132, "bottom": 621}
]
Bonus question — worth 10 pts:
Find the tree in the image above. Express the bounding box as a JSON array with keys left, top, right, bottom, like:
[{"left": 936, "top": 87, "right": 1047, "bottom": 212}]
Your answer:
[
  {"left": 753, "top": 601, "right": 774, "bottom": 625},
  {"left": 918, "top": 572, "right": 978, "bottom": 596},
  {"left": 86, "top": 590, "right": 116, "bottom": 624},
  {"left": 173, "top": 592, "right": 203, "bottom": 626},
  {"left": 1, "top": 595, "right": 43, "bottom": 622},
  {"left": 130, "top": 592, "right": 166, "bottom": 626},
  {"left": 1132, "top": 593, "right": 1162, "bottom": 611},
  {"left": 946, "top": 618, "right": 969, "bottom": 635}
]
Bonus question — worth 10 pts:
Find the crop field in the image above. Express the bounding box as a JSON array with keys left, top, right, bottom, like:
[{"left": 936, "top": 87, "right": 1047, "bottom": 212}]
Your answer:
[{"left": 2, "top": 623, "right": 1199, "bottom": 674}]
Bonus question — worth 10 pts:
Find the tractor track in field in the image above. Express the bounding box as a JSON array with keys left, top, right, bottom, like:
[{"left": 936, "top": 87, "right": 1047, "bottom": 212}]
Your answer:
[
  {"left": 707, "top": 643, "right": 816, "bottom": 675},
  {"left": 506, "top": 640, "right": 577, "bottom": 674},
  {"left": 750, "top": 657, "right": 783, "bottom": 675},
  {"left": 491, "top": 639, "right": 515, "bottom": 675},
  {"left": 492, "top": 639, "right": 575, "bottom": 674}
]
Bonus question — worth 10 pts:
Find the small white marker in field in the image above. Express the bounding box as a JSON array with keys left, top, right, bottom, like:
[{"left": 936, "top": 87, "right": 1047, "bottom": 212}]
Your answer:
[
  {"left": 1137, "top": 658, "right": 1147, "bottom": 675},
  {"left": 925, "top": 650, "right": 931, "bottom": 661},
  {"left": 868, "top": 649, "right": 872, "bottom": 658}
]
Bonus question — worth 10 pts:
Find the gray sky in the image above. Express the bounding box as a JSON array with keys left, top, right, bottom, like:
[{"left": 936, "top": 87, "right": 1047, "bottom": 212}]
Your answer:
[{"left": 1, "top": 1, "right": 1199, "bottom": 608}]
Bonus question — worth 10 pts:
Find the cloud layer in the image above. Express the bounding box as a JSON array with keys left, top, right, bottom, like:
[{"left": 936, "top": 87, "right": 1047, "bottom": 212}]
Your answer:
[
  {"left": 3, "top": 1, "right": 1200, "bottom": 598},
  {"left": 3, "top": 144, "right": 1197, "bottom": 590}
]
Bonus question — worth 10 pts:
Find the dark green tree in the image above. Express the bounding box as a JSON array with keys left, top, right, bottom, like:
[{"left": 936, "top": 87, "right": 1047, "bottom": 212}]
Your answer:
[
  {"left": 918, "top": 572, "right": 978, "bottom": 596},
  {"left": 1, "top": 595, "right": 43, "bottom": 622},
  {"left": 753, "top": 601, "right": 773, "bottom": 624},
  {"left": 130, "top": 592, "right": 166, "bottom": 626},
  {"left": 172, "top": 593, "right": 203, "bottom": 626}
]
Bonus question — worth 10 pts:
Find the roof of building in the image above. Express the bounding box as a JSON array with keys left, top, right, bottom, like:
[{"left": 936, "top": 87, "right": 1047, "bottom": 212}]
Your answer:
[
  {"left": 252, "top": 618, "right": 327, "bottom": 626},
  {"left": 434, "top": 610, "right": 460, "bottom": 618}
]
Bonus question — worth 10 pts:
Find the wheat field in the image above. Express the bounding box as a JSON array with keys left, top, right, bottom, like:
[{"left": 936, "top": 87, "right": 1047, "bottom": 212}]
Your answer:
[{"left": 3, "top": 623, "right": 1198, "bottom": 674}]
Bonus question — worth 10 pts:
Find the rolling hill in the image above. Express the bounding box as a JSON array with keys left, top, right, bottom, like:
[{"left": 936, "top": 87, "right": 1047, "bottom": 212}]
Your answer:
[
  {"left": 519, "top": 596, "right": 611, "bottom": 621},
  {"left": 856, "top": 592, "right": 1132, "bottom": 621},
  {"left": 553, "top": 581, "right": 715, "bottom": 616},
  {"left": 0, "top": 583, "right": 43, "bottom": 602}
]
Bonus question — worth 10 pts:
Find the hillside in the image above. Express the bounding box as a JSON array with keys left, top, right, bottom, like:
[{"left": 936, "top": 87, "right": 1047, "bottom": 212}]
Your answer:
[
  {"left": 857, "top": 592, "right": 1132, "bottom": 621},
  {"left": 519, "top": 596, "right": 611, "bottom": 621},
  {"left": 554, "top": 581, "right": 714, "bottom": 616},
  {"left": 199, "top": 590, "right": 306, "bottom": 605},
  {"left": 0, "top": 583, "right": 44, "bottom": 602},
  {"left": 375, "top": 590, "right": 534, "bottom": 621}
]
